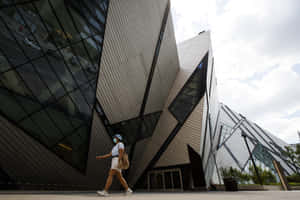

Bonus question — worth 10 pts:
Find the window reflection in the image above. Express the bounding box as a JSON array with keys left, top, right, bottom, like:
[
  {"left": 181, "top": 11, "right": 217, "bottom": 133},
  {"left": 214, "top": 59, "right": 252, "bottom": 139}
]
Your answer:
[
  {"left": 0, "top": 0, "right": 109, "bottom": 172},
  {"left": 111, "top": 112, "right": 162, "bottom": 145}
]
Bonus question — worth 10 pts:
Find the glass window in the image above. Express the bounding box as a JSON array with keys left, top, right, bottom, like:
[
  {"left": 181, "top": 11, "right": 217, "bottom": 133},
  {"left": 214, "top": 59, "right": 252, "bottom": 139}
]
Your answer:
[
  {"left": 0, "top": 0, "right": 109, "bottom": 172},
  {"left": 79, "top": 5, "right": 103, "bottom": 34},
  {"left": 54, "top": 94, "right": 83, "bottom": 128},
  {"left": 19, "top": 117, "right": 51, "bottom": 146},
  {"left": 64, "top": 5, "right": 93, "bottom": 39},
  {"left": 15, "top": 92, "right": 42, "bottom": 116},
  {"left": 59, "top": 47, "right": 88, "bottom": 85},
  {"left": 165, "top": 172, "right": 172, "bottom": 189},
  {"left": 66, "top": 0, "right": 102, "bottom": 36},
  {"left": 34, "top": 0, "right": 70, "bottom": 49},
  {"left": 0, "top": 87, "right": 27, "bottom": 121},
  {"left": 69, "top": 88, "right": 91, "bottom": 119},
  {"left": 45, "top": 52, "right": 77, "bottom": 92},
  {"left": 172, "top": 171, "right": 181, "bottom": 189},
  {"left": 0, "top": 6, "right": 43, "bottom": 60},
  {"left": 71, "top": 42, "right": 97, "bottom": 81},
  {"left": 0, "top": 51, "right": 11, "bottom": 72},
  {"left": 29, "top": 109, "right": 64, "bottom": 145},
  {"left": 0, "top": 24, "right": 27, "bottom": 67},
  {"left": 82, "top": 38, "right": 100, "bottom": 67},
  {"left": 169, "top": 53, "right": 209, "bottom": 123},
  {"left": 58, "top": 132, "right": 81, "bottom": 152},
  {"left": 85, "top": 0, "right": 107, "bottom": 24},
  {"left": 16, "top": 63, "right": 53, "bottom": 103},
  {"left": 52, "top": 125, "right": 89, "bottom": 171},
  {"left": 80, "top": 82, "right": 95, "bottom": 108},
  {"left": 45, "top": 106, "right": 75, "bottom": 136},
  {"left": 32, "top": 57, "right": 66, "bottom": 99},
  {"left": 111, "top": 112, "right": 161, "bottom": 145},
  {"left": 0, "top": 69, "right": 32, "bottom": 97},
  {"left": 48, "top": 0, "right": 81, "bottom": 43}
]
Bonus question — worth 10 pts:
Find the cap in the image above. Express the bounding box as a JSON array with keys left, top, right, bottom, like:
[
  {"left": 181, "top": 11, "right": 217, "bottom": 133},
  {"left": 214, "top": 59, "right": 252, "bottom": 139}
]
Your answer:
[{"left": 114, "top": 134, "right": 123, "bottom": 141}]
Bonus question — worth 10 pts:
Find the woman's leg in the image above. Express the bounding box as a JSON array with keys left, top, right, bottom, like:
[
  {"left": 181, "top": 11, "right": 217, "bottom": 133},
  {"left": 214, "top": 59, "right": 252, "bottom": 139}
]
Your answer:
[
  {"left": 104, "top": 169, "right": 116, "bottom": 191},
  {"left": 116, "top": 171, "right": 129, "bottom": 190}
]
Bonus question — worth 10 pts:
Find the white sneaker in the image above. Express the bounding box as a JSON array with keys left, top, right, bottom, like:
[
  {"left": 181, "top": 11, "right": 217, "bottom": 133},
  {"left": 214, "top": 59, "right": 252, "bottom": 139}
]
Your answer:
[
  {"left": 97, "top": 190, "right": 109, "bottom": 196},
  {"left": 126, "top": 188, "right": 133, "bottom": 195}
]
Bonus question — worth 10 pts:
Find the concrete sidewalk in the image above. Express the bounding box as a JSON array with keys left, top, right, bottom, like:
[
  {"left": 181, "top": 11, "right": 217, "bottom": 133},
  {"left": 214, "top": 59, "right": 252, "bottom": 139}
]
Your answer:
[{"left": 0, "top": 191, "right": 300, "bottom": 200}]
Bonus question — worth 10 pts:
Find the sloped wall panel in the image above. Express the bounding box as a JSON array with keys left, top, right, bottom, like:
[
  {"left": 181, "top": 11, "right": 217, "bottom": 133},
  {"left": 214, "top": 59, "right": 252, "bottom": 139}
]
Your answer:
[
  {"left": 144, "top": 13, "right": 180, "bottom": 114},
  {"left": 96, "top": 0, "right": 170, "bottom": 124}
]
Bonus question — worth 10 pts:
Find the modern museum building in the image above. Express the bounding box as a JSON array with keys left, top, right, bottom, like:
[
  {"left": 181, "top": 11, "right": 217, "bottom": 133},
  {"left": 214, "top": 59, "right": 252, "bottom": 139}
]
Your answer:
[{"left": 0, "top": 0, "right": 296, "bottom": 190}]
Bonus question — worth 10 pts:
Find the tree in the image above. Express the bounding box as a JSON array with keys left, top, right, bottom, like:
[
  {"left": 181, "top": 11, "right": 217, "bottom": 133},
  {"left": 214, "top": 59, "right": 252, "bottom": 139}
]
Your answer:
[
  {"left": 296, "top": 144, "right": 300, "bottom": 166},
  {"left": 282, "top": 144, "right": 300, "bottom": 174},
  {"left": 249, "top": 165, "right": 276, "bottom": 185},
  {"left": 220, "top": 167, "right": 251, "bottom": 184}
]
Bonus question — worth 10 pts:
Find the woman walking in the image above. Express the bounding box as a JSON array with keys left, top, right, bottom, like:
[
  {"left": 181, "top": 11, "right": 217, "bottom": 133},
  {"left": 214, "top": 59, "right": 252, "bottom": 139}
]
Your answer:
[{"left": 96, "top": 134, "right": 133, "bottom": 196}]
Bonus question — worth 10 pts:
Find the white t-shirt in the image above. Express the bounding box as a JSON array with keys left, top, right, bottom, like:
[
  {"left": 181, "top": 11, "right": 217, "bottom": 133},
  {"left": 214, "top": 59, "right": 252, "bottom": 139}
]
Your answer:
[{"left": 111, "top": 142, "right": 125, "bottom": 157}]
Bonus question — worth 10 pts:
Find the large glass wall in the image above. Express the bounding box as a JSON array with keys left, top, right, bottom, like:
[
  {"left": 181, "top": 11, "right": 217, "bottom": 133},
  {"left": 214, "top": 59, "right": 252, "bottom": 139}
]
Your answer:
[{"left": 0, "top": 0, "right": 109, "bottom": 172}]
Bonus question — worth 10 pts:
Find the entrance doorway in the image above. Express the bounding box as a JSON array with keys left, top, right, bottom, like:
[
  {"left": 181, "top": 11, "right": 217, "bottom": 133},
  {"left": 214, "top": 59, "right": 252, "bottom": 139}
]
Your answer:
[{"left": 147, "top": 168, "right": 183, "bottom": 191}]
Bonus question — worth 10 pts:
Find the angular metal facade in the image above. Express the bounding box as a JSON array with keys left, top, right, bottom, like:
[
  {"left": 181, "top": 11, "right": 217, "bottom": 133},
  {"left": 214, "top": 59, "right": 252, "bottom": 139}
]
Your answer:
[
  {"left": 126, "top": 32, "right": 221, "bottom": 190},
  {"left": 0, "top": 0, "right": 179, "bottom": 190},
  {"left": 0, "top": 0, "right": 294, "bottom": 191}
]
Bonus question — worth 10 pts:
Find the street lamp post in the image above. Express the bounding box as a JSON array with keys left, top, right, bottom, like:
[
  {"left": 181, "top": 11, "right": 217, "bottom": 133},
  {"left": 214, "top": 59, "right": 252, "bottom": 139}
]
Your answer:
[{"left": 241, "top": 132, "right": 263, "bottom": 185}]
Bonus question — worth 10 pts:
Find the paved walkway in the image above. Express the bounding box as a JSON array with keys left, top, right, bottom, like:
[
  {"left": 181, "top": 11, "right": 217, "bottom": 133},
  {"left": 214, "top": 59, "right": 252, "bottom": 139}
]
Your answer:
[{"left": 0, "top": 191, "right": 300, "bottom": 200}]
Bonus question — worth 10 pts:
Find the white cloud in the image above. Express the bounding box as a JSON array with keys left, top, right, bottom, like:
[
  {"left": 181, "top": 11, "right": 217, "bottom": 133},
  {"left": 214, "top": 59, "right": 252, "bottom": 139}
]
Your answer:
[
  {"left": 170, "top": 0, "right": 211, "bottom": 43},
  {"left": 171, "top": 0, "right": 300, "bottom": 143}
]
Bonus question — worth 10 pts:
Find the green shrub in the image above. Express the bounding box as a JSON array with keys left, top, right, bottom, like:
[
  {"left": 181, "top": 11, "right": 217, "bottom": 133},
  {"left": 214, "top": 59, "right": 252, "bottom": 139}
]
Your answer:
[
  {"left": 249, "top": 165, "right": 276, "bottom": 185},
  {"left": 220, "top": 167, "right": 250, "bottom": 184},
  {"left": 287, "top": 173, "right": 300, "bottom": 183},
  {"left": 220, "top": 166, "right": 277, "bottom": 185}
]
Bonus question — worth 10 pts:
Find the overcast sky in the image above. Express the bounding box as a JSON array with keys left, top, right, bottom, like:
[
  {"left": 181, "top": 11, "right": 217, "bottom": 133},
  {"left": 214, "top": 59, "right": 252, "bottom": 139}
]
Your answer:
[{"left": 171, "top": 0, "right": 300, "bottom": 144}]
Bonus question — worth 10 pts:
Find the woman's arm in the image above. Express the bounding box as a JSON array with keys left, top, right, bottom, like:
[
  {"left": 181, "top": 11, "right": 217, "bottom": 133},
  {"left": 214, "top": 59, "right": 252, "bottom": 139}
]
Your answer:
[{"left": 96, "top": 152, "right": 112, "bottom": 159}]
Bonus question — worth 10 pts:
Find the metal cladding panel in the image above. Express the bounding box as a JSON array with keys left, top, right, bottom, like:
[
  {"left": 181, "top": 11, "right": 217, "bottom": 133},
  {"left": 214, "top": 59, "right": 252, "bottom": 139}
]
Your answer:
[
  {"left": 155, "top": 99, "right": 204, "bottom": 167},
  {"left": 199, "top": 93, "right": 209, "bottom": 157},
  {"left": 177, "top": 32, "right": 210, "bottom": 71},
  {"left": 165, "top": 33, "right": 210, "bottom": 107},
  {"left": 96, "top": 0, "right": 168, "bottom": 124},
  {"left": 128, "top": 109, "right": 178, "bottom": 186},
  {"left": 140, "top": 33, "right": 209, "bottom": 169},
  {"left": 173, "top": 32, "right": 221, "bottom": 187},
  {"left": 85, "top": 112, "right": 114, "bottom": 187},
  {"left": 128, "top": 33, "right": 218, "bottom": 187},
  {"left": 0, "top": 111, "right": 113, "bottom": 188},
  {"left": 144, "top": 14, "right": 180, "bottom": 114},
  {"left": 127, "top": 137, "right": 151, "bottom": 181}
]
